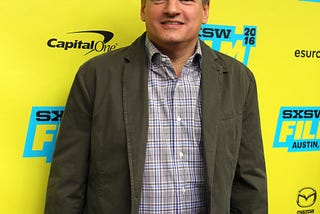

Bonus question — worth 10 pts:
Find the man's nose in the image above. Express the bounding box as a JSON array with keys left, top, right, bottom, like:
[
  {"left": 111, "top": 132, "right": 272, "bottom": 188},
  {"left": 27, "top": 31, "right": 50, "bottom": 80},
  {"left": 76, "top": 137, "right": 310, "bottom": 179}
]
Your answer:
[{"left": 164, "top": 0, "right": 181, "bottom": 16}]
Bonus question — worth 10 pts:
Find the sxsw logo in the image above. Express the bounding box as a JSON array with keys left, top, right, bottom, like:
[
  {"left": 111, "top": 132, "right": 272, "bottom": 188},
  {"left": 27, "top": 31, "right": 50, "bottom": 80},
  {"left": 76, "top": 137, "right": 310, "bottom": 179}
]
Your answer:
[
  {"left": 273, "top": 107, "right": 320, "bottom": 152},
  {"left": 23, "top": 106, "right": 64, "bottom": 163},
  {"left": 299, "top": 0, "right": 320, "bottom": 2},
  {"left": 199, "top": 24, "right": 257, "bottom": 66}
]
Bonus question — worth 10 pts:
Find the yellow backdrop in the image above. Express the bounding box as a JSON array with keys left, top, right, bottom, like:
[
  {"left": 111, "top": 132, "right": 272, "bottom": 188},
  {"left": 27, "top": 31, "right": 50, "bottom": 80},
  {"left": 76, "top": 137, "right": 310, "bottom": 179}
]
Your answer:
[{"left": 1, "top": 0, "right": 319, "bottom": 213}]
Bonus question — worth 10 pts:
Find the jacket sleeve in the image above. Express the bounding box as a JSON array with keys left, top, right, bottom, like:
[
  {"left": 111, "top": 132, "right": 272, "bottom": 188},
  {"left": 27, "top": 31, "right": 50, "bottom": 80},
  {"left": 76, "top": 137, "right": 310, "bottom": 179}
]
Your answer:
[
  {"left": 230, "top": 72, "right": 268, "bottom": 213},
  {"left": 45, "top": 63, "right": 94, "bottom": 214}
]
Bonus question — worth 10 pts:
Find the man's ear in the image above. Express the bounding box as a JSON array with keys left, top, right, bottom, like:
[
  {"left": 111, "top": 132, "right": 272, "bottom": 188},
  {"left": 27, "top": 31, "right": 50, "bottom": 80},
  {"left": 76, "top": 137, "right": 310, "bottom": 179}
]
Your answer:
[
  {"left": 202, "top": 3, "right": 210, "bottom": 24},
  {"left": 140, "top": 4, "right": 146, "bottom": 22}
]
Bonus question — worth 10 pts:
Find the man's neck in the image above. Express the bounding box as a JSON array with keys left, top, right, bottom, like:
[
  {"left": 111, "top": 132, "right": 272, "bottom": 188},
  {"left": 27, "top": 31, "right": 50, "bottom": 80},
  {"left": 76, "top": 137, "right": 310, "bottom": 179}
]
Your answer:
[{"left": 150, "top": 40, "right": 198, "bottom": 77}]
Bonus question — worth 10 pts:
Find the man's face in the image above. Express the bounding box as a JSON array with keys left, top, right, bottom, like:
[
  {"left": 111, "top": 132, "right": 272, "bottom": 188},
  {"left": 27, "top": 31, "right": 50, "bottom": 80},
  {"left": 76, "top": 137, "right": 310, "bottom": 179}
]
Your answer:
[{"left": 141, "top": 0, "right": 209, "bottom": 48}]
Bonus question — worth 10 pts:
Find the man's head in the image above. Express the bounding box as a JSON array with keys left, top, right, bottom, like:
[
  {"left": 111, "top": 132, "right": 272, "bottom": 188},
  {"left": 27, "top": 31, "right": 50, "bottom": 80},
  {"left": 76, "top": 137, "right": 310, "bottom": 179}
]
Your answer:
[{"left": 140, "top": 0, "right": 210, "bottom": 51}]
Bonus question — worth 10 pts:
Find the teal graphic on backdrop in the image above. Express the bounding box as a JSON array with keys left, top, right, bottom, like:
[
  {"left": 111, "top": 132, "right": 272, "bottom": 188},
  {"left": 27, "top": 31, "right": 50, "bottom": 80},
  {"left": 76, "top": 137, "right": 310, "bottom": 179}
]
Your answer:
[
  {"left": 273, "top": 107, "right": 320, "bottom": 152},
  {"left": 300, "top": 0, "right": 320, "bottom": 2},
  {"left": 199, "top": 24, "right": 257, "bottom": 66},
  {"left": 24, "top": 106, "right": 64, "bottom": 163}
]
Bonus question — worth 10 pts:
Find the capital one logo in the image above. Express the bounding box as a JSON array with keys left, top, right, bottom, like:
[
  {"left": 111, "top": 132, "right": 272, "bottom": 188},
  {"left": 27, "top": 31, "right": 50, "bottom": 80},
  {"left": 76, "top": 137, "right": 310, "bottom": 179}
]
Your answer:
[
  {"left": 23, "top": 106, "right": 64, "bottom": 163},
  {"left": 47, "top": 30, "right": 117, "bottom": 55},
  {"left": 297, "top": 187, "right": 317, "bottom": 208}
]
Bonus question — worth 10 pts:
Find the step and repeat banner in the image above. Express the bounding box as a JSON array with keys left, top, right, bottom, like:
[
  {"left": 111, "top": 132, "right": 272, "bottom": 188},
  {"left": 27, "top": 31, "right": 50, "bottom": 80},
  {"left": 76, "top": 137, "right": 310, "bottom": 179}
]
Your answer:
[{"left": 1, "top": 0, "right": 319, "bottom": 213}]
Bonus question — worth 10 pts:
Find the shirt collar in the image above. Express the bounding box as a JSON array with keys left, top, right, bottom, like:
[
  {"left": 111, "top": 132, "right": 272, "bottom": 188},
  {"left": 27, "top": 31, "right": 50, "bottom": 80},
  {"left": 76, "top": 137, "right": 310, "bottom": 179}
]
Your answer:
[{"left": 145, "top": 36, "right": 202, "bottom": 68}]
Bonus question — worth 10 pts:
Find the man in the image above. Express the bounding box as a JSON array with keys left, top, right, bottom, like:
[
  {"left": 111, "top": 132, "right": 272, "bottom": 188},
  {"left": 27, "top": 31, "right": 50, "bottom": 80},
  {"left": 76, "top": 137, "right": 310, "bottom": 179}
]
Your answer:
[{"left": 45, "top": 0, "right": 268, "bottom": 213}]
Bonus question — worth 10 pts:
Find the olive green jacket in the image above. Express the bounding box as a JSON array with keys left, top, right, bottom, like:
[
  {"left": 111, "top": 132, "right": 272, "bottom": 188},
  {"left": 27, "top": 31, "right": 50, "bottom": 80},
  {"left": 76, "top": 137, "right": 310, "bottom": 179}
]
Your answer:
[{"left": 45, "top": 33, "right": 268, "bottom": 214}]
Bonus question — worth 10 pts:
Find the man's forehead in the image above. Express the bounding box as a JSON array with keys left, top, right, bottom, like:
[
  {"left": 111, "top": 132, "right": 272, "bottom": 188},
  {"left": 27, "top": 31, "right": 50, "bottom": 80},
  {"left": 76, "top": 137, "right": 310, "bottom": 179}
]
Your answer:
[{"left": 142, "top": 0, "right": 209, "bottom": 4}]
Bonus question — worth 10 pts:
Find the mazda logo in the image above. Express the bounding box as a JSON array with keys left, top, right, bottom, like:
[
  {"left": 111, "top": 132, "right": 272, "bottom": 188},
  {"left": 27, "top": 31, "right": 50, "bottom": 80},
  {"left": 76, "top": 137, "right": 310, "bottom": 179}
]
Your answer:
[{"left": 297, "top": 187, "right": 317, "bottom": 208}]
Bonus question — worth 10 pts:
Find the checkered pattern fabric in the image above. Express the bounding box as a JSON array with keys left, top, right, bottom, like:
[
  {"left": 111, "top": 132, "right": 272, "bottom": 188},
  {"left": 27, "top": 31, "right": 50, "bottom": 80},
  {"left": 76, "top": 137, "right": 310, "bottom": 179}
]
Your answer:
[{"left": 139, "top": 38, "right": 207, "bottom": 213}]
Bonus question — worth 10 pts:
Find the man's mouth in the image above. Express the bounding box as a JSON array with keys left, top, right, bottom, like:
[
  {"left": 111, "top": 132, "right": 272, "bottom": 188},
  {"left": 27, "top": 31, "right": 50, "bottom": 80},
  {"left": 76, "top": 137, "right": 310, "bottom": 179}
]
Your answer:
[{"left": 161, "top": 21, "right": 183, "bottom": 25}]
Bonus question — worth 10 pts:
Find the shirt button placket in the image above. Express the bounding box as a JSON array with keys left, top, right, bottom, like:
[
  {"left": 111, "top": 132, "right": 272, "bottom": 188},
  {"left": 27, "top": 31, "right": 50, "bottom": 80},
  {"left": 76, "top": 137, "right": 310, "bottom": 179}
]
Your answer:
[{"left": 179, "top": 152, "right": 184, "bottom": 159}]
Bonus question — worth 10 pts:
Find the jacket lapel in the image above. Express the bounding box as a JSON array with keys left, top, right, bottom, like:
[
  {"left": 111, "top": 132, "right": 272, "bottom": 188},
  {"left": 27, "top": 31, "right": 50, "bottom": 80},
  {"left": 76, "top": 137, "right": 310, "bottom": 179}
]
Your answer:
[
  {"left": 200, "top": 42, "right": 225, "bottom": 202},
  {"left": 122, "top": 34, "right": 149, "bottom": 213},
  {"left": 122, "top": 36, "right": 226, "bottom": 212}
]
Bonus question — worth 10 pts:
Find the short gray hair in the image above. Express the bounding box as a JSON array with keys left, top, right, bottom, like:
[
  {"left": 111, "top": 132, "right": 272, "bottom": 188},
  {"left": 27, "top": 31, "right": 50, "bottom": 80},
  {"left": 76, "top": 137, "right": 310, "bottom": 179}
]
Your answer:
[{"left": 141, "top": 0, "right": 210, "bottom": 6}]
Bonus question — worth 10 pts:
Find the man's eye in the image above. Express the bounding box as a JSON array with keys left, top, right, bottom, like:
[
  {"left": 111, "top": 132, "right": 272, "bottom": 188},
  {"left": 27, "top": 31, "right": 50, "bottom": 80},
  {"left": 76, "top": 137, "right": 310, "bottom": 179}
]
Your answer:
[
  {"left": 150, "top": 0, "right": 196, "bottom": 5},
  {"left": 180, "top": 0, "right": 196, "bottom": 4},
  {"left": 151, "top": 0, "right": 166, "bottom": 4}
]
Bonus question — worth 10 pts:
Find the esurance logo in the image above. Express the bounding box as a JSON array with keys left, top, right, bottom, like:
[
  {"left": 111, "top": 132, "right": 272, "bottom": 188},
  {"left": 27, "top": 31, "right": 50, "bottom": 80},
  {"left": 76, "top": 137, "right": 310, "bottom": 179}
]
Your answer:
[
  {"left": 294, "top": 49, "right": 320, "bottom": 59},
  {"left": 199, "top": 24, "right": 257, "bottom": 66},
  {"left": 47, "top": 30, "right": 117, "bottom": 55},
  {"left": 273, "top": 107, "right": 320, "bottom": 152},
  {"left": 24, "top": 106, "right": 64, "bottom": 163}
]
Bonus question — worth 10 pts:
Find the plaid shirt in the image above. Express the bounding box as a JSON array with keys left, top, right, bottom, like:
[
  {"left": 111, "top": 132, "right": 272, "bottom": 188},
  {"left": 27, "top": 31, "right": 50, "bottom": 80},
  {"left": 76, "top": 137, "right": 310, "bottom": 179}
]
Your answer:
[{"left": 139, "top": 38, "right": 207, "bottom": 213}]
